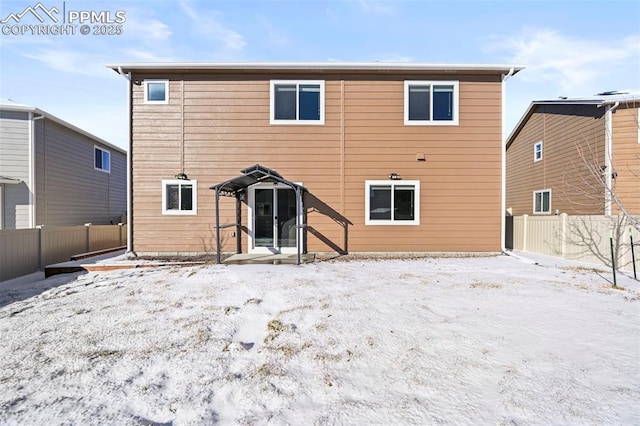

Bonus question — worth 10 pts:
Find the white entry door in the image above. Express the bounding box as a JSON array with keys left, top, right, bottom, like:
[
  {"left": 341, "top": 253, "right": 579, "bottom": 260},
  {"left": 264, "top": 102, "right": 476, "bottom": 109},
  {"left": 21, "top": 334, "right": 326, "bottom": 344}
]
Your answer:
[{"left": 248, "top": 184, "right": 299, "bottom": 253}]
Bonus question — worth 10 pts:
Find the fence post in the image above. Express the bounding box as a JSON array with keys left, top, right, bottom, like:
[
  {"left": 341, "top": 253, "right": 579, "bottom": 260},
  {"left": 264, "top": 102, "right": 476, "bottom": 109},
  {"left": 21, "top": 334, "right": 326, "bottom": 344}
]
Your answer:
[
  {"left": 522, "top": 214, "right": 528, "bottom": 251},
  {"left": 560, "top": 213, "right": 567, "bottom": 258},
  {"left": 36, "top": 225, "right": 44, "bottom": 270},
  {"left": 630, "top": 227, "right": 637, "bottom": 280},
  {"left": 610, "top": 230, "right": 617, "bottom": 287},
  {"left": 85, "top": 223, "right": 91, "bottom": 252}
]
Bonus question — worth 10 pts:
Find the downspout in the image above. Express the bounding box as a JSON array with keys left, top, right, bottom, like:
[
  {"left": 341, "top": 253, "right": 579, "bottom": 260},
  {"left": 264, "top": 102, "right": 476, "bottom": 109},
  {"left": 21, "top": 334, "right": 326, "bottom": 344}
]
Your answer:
[
  {"left": 501, "top": 67, "right": 515, "bottom": 252},
  {"left": 29, "top": 113, "right": 45, "bottom": 228},
  {"left": 604, "top": 101, "right": 619, "bottom": 216},
  {"left": 118, "top": 66, "right": 133, "bottom": 253}
]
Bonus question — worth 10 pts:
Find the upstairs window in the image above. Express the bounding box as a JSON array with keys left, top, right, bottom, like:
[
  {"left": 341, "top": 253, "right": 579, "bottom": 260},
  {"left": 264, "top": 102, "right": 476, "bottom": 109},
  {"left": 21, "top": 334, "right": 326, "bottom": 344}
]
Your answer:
[
  {"left": 270, "top": 80, "right": 325, "bottom": 124},
  {"left": 144, "top": 80, "right": 169, "bottom": 104},
  {"left": 534, "top": 141, "right": 543, "bottom": 162},
  {"left": 405, "top": 81, "right": 459, "bottom": 125},
  {"left": 94, "top": 146, "right": 110, "bottom": 173},
  {"left": 162, "top": 180, "right": 197, "bottom": 215},
  {"left": 533, "top": 189, "right": 551, "bottom": 214},
  {"left": 365, "top": 180, "right": 420, "bottom": 225}
]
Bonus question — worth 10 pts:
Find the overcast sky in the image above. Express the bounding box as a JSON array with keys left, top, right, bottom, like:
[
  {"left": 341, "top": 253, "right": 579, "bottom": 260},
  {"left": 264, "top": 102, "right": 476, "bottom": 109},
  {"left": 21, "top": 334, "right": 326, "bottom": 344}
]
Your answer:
[{"left": 1, "top": 0, "right": 639, "bottom": 150}]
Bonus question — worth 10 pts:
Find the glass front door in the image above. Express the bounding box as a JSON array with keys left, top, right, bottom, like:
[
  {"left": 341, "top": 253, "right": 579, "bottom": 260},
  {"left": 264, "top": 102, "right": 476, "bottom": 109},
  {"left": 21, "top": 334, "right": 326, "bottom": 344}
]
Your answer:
[{"left": 252, "top": 186, "right": 297, "bottom": 252}]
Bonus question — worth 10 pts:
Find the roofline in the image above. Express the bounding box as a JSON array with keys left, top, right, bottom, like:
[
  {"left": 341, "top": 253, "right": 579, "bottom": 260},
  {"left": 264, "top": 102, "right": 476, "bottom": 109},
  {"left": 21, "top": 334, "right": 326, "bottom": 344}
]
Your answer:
[
  {"left": 0, "top": 103, "right": 126, "bottom": 155},
  {"left": 505, "top": 96, "right": 640, "bottom": 149},
  {"left": 530, "top": 99, "right": 638, "bottom": 106},
  {"left": 505, "top": 102, "right": 536, "bottom": 150},
  {"left": 106, "top": 62, "right": 525, "bottom": 75}
]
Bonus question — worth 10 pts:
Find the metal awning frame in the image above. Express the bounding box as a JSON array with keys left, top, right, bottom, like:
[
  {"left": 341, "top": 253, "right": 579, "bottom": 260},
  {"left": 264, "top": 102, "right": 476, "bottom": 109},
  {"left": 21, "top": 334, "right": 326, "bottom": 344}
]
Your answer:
[{"left": 209, "top": 164, "right": 306, "bottom": 264}]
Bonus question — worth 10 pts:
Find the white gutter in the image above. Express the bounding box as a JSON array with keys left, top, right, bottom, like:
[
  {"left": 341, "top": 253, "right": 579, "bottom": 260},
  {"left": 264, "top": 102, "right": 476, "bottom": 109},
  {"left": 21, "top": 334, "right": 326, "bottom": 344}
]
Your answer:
[
  {"left": 107, "top": 62, "right": 525, "bottom": 74},
  {"left": 604, "top": 101, "right": 620, "bottom": 216},
  {"left": 118, "top": 66, "right": 133, "bottom": 253},
  {"left": 501, "top": 67, "right": 515, "bottom": 252}
]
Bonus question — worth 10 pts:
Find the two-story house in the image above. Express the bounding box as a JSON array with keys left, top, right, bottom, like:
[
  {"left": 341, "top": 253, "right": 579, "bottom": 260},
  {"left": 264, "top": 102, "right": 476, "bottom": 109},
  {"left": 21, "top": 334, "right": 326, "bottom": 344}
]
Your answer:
[
  {"left": 0, "top": 99, "right": 127, "bottom": 230},
  {"left": 506, "top": 91, "right": 639, "bottom": 217},
  {"left": 108, "top": 62, "right": 523, "bottom": 259}
]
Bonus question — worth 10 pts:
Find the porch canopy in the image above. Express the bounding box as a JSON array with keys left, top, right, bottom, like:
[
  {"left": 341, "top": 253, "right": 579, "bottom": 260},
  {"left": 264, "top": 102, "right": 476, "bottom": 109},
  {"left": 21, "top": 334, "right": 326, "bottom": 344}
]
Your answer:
[{"left": 209, "top": 164, "right": 306, "bottom": 264}]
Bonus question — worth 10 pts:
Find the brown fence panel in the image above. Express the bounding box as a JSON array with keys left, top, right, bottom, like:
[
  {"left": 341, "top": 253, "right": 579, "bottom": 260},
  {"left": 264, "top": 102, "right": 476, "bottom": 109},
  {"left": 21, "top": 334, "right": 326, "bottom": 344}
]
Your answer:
[
  {"left": 89, "top": 225, "right": 121, "bottom": 251},
  {"left": 41, "top": 226, "right": 87, "bottom": 266},
  {"left": 1, "top": 224, "right": 128, "bottom": 282},
  {"left": 0, "top": 229, "right": 40, "bottom": 282}
]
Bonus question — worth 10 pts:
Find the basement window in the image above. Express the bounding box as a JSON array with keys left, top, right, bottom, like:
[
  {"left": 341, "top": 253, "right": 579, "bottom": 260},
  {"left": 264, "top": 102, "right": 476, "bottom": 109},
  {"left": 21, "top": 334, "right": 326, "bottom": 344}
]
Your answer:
[
  {"left": 162, "top": 180, "right": 197, "bottom": 215},
  {"left": 533, "top": 189, "right": 551, "bottom": 214},
  {"left": 144, "top": 80, "right": 169, "bottom": 104},
  {"left": 365, "top": 180, "right": 420, "bottom": 225}
]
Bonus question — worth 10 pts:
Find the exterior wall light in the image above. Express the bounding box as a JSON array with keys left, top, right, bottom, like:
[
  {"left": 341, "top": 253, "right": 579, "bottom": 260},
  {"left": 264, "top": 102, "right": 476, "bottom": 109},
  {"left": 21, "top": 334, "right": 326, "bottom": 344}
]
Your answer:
[
  {"left": 388, "top": 173, "right": 402, "bottom": 180},
  {"left": 175, "top": 173, "right": 188, "bottom": 180}
]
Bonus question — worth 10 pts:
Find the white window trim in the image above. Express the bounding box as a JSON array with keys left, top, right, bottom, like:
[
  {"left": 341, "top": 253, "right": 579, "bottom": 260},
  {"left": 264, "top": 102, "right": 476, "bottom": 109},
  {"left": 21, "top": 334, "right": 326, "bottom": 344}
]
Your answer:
[
  {"left": 365, "top": 180, "right": 420, "bottom": 225},
  {"left": 94, "top": 145, "right": 110, "bottom": 173},
  {"left": 270, "top": 80, "right": 325, "bottom": 125},
  {"left": 162, "top": 179, "right": 197, "bottom": 215},
  {"left": 404, "top": 80, "right": 459, "bottom": 126},
  {"left": 144, "top": 79, "right": 169, "bottom": 104},
  {"left": 534, "top": 141, "right": 543, "bottom": 162},
  {"left": 533, "top": 189, "right": 552, "bottom": 215}
]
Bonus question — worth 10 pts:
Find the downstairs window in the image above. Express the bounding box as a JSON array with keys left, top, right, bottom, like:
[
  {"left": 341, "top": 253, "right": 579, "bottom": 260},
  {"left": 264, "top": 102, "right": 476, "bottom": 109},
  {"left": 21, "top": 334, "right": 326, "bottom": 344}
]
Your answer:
[
  {"left": 162, "top": 180, "right": 197, "bottom": 215},
  {"left": 533, "top": 189, "right": 551, "bottom": 214},
  {"left": 365, "top": 180, "right": 420, "bottom": 225}
]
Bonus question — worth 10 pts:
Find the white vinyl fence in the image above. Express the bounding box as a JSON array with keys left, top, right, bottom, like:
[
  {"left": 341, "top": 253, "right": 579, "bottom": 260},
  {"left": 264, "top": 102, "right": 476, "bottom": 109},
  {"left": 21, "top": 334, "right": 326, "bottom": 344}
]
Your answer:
[
  {"left": 0, "top": 224, "right": 127, "bottom": 282},
  {"left": 508, "top": 214, "right": 638, "bottom": 272}
]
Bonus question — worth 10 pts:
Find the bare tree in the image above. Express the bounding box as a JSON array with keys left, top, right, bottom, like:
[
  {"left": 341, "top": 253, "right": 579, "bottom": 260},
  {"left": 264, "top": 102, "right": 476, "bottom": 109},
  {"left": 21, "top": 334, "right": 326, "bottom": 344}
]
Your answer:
[
  {"left": 555, "top": 100, "right": 639, "bottom": 271},
  {"left": 560, "top": 100, "right": 639, "bottom": 231}
]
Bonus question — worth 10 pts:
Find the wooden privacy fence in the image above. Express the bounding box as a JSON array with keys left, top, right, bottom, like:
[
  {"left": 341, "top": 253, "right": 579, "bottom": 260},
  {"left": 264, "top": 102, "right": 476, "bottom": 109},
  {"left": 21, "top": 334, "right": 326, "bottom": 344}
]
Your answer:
[
  {"left": 507, "top": 214, "right": 638, "bottom": 271},
  {"left": 0, "top": 224, "right": 127, "bottom": 282}
]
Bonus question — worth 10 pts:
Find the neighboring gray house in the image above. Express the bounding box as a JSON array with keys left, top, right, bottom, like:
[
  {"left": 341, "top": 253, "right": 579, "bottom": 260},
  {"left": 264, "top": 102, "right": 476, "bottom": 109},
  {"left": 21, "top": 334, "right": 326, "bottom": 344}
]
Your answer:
[{"left": 0, "top": 99, "right": 126, "bottom": 229}]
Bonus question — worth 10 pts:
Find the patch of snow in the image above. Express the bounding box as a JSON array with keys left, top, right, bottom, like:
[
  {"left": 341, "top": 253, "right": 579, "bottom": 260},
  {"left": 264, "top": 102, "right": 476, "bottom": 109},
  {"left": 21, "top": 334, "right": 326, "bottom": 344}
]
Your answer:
[{"left": 0, "top": 255, "right": 638, "bottom": 424}]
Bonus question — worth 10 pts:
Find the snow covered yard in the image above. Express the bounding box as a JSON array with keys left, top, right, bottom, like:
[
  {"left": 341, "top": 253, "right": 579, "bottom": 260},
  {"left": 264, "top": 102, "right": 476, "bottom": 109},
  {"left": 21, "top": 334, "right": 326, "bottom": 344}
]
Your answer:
[{"left": 0, "top": 254, "right": 638, "bottom": 425}]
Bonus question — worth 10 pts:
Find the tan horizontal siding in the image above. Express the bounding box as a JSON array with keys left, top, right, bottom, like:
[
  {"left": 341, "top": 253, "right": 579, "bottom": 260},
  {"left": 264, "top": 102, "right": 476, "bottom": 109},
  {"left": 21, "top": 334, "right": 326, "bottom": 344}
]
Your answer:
[
  {"left": 507, "top": 104, "right": 605, "bottom": 215},
  {"left": 612, "top": 105, "right": 640, "bottom": 215},
  {"left": 130, "top": 73, "right": 505, "bottom": 254}
]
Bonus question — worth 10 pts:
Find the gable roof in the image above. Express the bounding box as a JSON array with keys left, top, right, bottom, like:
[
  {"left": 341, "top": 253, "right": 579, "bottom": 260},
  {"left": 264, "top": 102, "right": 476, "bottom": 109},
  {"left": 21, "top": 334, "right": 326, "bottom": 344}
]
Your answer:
[
  {"left": 106, "top": 62, "right": 524, "bottom": 76},
  {"left": 505, "top": 91, "right": 640, "bottom": 150},
  {"left": 0, "top": 98, "right": 126, "bottom": 154}
]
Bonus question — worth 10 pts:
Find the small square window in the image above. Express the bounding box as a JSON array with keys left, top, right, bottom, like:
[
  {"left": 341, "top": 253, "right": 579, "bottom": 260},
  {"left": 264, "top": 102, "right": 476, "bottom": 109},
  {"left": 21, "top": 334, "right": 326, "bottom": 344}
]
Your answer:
[
  {"left": 533, "top": 189, "right": 551, "bottom": 214},
  {"left": 94, "top": 146, "right": 110, "bottom": 173},
  {"left": 534, "top": 141, "right": 543, "bottom": 162},
  {"left": 144, "top": 80, "right": 169, "bottom": 104},
  {"left": 270, "top": 80, "right": 324, "bottom": 125},
  {"left": 405, "top": 81, "right": 459, "bottom": 125},
  {"left": 162, "top": 179, "right": 197, "bottom": 215},
  {"left": 365, "top": 180, "right": 420, "bottom": 225}
]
